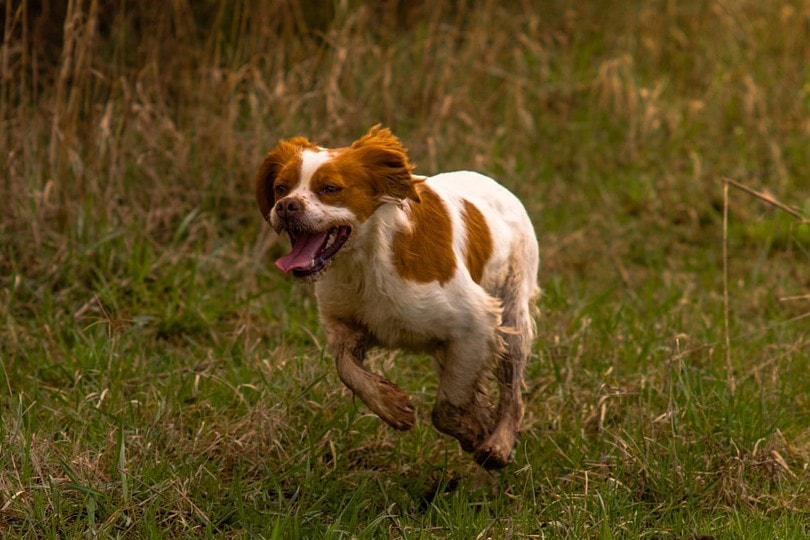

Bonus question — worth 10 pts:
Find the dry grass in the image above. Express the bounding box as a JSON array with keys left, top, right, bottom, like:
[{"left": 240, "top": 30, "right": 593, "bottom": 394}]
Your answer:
[{"left": 1, "top": 0, "right": 809, "bottom": 537}]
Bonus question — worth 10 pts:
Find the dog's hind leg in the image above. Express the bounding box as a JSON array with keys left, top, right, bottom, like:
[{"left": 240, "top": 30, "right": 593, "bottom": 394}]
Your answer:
[
  {"left": 474, "top": 271, "right": 538, "bottom": 469},
  {"left": 325, "top": 318, "right": 416, "bottom": 431},
  {"left": 431, "top": 295, "right": 502, "bottom": 455}
]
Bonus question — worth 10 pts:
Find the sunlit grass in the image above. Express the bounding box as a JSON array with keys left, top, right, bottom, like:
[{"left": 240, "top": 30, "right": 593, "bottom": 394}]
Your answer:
[{"left": 1, "top": 0, "right": 808, "bottom": 537}]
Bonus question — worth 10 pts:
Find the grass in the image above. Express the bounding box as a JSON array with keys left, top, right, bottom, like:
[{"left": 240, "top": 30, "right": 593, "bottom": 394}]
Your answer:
[{"left": 1, "top": 0, "right": 809, "bottom": 537}]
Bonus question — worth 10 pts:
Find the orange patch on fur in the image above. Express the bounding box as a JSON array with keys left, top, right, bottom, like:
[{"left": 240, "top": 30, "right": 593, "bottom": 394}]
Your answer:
[
  {"left": 310, "top": 158, "right": 382, "bottom": 222},
  {"left": 461, "top": 199, "right": 493, "bottom": 284},
  {"left": 393, "top": 185, "right": 456, "bottom": 284},
  {"left": 350, "top": 126, "right": 421, "bottom": 203},
  {"left": 307, "top": 126, "right": 422, "bottom": 222},
  {"left": 255, "top": 137, "right": 316, "bottom": 221}
]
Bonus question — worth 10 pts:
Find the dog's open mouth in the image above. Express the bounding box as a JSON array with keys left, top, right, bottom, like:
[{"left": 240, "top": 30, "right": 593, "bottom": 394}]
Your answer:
[{"left": 276, "top": 226, "right": 352, "bottom": 277}]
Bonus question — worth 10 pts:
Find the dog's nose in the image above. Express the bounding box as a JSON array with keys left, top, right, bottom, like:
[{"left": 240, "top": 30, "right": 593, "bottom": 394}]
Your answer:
[{"left": 275, "top": 197, "right": 303, "bottom": 218}]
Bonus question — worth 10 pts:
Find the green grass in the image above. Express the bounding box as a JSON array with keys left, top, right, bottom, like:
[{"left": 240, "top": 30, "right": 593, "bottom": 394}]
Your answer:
[{"left": 1, "top": 0, "right": 809, "bottom": 537}]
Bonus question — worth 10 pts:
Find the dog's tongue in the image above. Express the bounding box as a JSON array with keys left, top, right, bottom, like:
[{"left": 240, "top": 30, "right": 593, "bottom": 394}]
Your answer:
[{"left": 276, "top": 231, "right": 328, "bottom": 273}]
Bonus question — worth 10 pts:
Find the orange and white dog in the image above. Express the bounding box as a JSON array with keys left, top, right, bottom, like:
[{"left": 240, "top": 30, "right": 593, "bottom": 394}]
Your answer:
[{"left": 256, "top": 126, "right": 539, "bottom": 468}]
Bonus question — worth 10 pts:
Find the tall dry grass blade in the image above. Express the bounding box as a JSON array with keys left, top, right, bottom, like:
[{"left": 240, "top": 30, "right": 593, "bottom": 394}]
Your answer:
[
  {"left": 0, "top": 0, "right": 17, "bottom": 156},
  {"left": 0, "top": 0, "right": 9, "bottom": 113},
  {"left": 723, "top": 177, "right": 806, "bottom": 221},
  {"left": 723, "top": 180, "right": 736, "bottom": 394},
  {"left": 49, "top": 0, "right": 99, "bottom": 184},
  {"left": 720, "top": 177, "right": 809, "bottom": 396},
  {"left": 779, "top": 294, "right": 810, "bottom": 302},
  {"left": 50, "top": 0, "right": 79, "bottom": 180}
]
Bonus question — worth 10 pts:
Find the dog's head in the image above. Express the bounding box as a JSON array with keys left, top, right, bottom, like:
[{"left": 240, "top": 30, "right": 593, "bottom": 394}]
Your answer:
[{"left": 256, "top": 125, "right": 422, "bottom": 280}]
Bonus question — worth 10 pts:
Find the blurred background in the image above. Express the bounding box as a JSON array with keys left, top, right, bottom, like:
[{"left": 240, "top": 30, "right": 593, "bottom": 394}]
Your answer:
[{"left": 3, "top": 1, "right": 809, "bottom": 268}]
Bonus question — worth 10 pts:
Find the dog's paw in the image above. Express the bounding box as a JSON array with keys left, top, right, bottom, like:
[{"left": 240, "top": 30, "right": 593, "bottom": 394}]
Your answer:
[
  {"left": 431, "top": 400, "right": 489, "bottom": 453},
  {"left": 373, "top": 377, "right": 416, "bottom": 431},
  {"left": 473, "top": 426, "right": 517, "bottom": 470},
  {"left": 473, "top": 443, "right": 512, "bottom": 470}
]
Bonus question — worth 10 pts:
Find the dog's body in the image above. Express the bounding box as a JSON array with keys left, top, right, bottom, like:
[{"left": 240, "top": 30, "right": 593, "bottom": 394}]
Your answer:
[{"left": 256, "top": 126, "right": 539, "bottom": 468}]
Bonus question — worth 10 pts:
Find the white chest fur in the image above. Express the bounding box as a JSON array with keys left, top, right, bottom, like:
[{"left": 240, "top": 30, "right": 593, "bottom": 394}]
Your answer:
[{"left": 314, "top": 244, "right": 457, "bottom": 351}]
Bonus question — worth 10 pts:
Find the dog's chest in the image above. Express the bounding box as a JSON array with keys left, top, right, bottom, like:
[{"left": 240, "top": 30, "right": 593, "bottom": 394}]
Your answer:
[{"left": 315, "top": 263, "right": 449, "bottom": 351}]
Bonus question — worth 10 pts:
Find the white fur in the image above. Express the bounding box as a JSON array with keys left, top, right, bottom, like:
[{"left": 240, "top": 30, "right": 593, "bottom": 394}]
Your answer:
[
  {"left": 297, "top": 148, "right": 331, "bottom": 188},
  {"left": 268, "top": 148, "right": 356, "bottom": 234},
  {"left": 267, "top": 143, "right": 539, "bottom": 468},
  {"left": 314, "top": 170, "right": 538, "bottom": 397}
]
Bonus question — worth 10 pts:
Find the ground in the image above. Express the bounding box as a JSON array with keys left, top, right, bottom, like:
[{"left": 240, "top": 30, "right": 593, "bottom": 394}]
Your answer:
[{"left": 1, "top": 1, "right": 808, "bottom": 537}]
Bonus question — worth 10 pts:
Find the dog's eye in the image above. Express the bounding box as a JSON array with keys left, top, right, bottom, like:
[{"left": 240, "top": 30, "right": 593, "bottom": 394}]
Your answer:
[
  {"left": 274, "top": 184, "right": 288, "bottom": 196},
  {"left": 319, "top": 185, "right": 343, "bottom": 195}
]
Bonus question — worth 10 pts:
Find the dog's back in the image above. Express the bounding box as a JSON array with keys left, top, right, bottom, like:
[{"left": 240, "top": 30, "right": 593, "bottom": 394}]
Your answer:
[{"left": 424, "top": 170, "right": 539, "bottom": 303}]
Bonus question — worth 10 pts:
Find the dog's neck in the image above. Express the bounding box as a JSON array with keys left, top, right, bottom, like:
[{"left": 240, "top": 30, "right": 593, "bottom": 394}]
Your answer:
[
  {"left": 343, "top": 199, "right": 411, "bottom": 268},
  {"left": 314, "top": 200, "right": 413, "bottom": 312}
]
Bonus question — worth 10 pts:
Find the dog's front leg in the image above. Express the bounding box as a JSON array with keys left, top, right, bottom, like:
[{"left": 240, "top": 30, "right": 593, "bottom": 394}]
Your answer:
[{"left": 325, "top": 318, "right": 416, "bottom": 431}]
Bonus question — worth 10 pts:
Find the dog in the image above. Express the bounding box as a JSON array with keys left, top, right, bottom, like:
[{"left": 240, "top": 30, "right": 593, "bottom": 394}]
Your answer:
[{"left": 256, "top": 126, "right": 539, "bottom": 469}]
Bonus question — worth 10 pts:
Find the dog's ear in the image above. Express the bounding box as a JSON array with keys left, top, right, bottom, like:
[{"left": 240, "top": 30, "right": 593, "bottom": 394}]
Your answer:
[
  {"left": 255, "top": 137, "right": 313, "bottom": 222},
  {"left": 351, "top": 125, "right": 421, "bottom": 202}
]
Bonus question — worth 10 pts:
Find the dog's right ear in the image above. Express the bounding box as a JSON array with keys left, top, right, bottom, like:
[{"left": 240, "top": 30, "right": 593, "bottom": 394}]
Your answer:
[
  {"left": 350, "top": 125, "right": 421, "bottom": 203},
  {"left": 255, "top": 137, "right": 313, "bottom": 222}
]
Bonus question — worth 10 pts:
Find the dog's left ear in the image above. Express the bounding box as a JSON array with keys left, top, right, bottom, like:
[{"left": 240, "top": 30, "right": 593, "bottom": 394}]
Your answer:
[
  {"left": 351, "top": 125, "right": 422, "bottom": 202},
  {"left": 256, "top": 137, "right": 314, "bottom": 222}
]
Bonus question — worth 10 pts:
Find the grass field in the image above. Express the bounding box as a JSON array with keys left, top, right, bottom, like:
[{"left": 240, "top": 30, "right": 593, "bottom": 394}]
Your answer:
[{"left": 1, "top": 0, "right": 809, "bottom": 537}]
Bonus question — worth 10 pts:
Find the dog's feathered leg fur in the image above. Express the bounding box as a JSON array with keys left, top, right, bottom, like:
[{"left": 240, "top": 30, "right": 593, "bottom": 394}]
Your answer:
[
  {"left": 326, "top": 318, "right": 416, "bottom": 431},
  {"left": 474, "top": 264, "right": 539, "bottom": 469}
]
